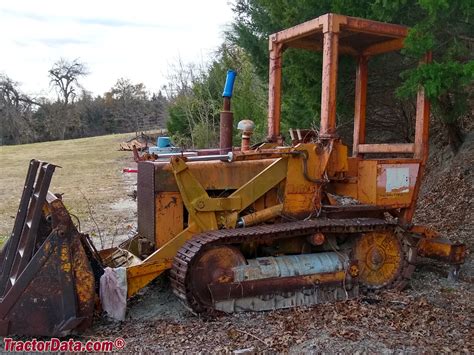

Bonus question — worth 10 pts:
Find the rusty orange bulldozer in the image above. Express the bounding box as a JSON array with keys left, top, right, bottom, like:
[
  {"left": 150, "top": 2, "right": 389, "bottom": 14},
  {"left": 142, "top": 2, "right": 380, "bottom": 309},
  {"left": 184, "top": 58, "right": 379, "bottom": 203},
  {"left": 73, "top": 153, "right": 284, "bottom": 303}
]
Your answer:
[{"left": 0, "top": 13, "right": 466, "bottom": 336}]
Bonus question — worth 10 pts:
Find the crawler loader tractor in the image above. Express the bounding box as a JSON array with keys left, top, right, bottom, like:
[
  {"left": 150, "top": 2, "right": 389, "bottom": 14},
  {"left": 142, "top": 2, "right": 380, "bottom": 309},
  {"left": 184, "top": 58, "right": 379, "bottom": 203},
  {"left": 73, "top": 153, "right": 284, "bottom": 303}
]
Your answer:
[{"left": 0, "top": 13, "right": 466, "bottom": 336}]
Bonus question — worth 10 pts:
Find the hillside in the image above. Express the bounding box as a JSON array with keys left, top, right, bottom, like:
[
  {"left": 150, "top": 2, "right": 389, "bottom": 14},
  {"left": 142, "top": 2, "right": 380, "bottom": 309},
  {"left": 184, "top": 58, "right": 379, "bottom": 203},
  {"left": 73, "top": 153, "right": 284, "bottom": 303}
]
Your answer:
[{"left": 416, "top": 132, "right": 474, "bottom": 249}]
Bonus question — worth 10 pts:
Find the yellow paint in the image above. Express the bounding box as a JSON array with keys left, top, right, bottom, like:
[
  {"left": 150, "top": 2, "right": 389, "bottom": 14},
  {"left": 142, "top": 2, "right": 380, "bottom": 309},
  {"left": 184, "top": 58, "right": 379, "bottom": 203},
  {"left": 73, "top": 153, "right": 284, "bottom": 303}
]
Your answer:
[
  {"left": 71, "top": 238, "right": 95, "bottom": 308},
  {"left": 357, "top": 160, "right": 377, "bottom": 203},
  {"left": 155, "top": 192, "right": 183, "bottom": 248},
  {"left": 171, "top": 157, "right": 218, "bottom": 231},
  {"left": 354, "top": 231, "right": 402, "bottom": 287},
  {"left": 127, "top": 224, "right": 196, "bottom": 297},
  {"left": 327, "top": 140, "right": 348, "bottom": 176},
  {"left": 283, "top": 144, "right": 327, "bottom": 218},
  {"left": 60, "top": 245, "right": 72, "bottom": 273},
  {"left": 126, "top": 157, "right": 289, "bottom": 297},
  {"left": 125, "top": 141, "right": 435, "bottom": 299}
]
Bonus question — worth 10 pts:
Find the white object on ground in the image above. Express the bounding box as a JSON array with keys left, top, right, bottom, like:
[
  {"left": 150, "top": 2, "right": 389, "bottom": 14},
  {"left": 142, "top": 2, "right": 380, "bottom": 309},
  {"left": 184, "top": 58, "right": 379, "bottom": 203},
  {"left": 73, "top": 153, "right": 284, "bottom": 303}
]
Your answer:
[{"left": 100, "top": 267, "right": 127, "bottom": 321}]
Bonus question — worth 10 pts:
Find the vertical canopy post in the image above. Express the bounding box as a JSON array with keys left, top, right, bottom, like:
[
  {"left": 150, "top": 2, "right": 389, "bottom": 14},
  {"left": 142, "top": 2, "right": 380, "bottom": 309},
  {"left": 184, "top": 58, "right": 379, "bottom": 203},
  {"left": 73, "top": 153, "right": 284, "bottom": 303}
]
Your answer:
[
  {"left": 352, "top": 55, "right": 368, "bottom": 156},
  {"left": 320, "top": 14, "right": 341, "bottom": 138},
  {"left": 414, "top": 52, "right": 432, "bottom": 162},
  {"left": 267, "top": 38, "right": 283, "bottom": 142}
]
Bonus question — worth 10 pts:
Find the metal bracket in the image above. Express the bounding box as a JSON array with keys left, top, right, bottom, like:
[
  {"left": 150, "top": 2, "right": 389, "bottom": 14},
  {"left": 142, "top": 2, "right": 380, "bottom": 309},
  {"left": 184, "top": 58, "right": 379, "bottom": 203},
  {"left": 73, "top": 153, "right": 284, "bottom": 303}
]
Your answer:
[
  {"left": 192, "top": 197, "right": 242, "bottom": 212},
  {"left": 170, "top": 157, "right": 218, "bottom": 231}
]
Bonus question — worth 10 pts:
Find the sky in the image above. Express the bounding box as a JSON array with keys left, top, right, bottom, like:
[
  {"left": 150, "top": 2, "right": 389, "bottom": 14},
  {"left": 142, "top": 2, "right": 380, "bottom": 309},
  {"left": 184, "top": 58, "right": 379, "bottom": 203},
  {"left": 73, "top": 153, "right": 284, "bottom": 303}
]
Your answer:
[{"left": 0, "top": 0, "right": 234, "bottom": 98}]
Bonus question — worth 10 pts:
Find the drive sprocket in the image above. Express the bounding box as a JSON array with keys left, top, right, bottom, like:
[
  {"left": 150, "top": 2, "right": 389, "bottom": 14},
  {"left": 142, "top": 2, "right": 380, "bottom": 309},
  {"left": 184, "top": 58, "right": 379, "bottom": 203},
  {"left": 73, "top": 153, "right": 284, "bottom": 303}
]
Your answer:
[{"left": 353, "top": 230, "right": 416, "bottom": 290}]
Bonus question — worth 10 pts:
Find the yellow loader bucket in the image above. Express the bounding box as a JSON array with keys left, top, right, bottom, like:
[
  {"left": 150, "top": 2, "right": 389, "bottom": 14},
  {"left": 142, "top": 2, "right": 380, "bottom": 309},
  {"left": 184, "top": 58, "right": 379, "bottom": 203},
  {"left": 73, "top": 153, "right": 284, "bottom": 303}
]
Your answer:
[{"left": 0, "top": 160, "right": 103, "bottom": 336}]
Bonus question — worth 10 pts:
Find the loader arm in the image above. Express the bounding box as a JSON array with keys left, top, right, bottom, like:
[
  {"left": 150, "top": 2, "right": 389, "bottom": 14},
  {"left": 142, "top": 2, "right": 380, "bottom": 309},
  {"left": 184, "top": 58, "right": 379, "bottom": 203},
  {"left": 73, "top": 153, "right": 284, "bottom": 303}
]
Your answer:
[
  {"left": 125, "top": 142, "right": 336, "bottom": 297},
  {"left": 126, "top": 156, "right": 288, "bottom": 297}
]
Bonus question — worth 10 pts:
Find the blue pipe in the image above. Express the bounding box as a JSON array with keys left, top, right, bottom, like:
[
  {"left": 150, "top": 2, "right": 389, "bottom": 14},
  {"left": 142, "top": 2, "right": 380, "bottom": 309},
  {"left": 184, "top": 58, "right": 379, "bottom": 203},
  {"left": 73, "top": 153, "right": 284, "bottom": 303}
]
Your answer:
[{"left": 222, "top": 70, "right": 237, "bottom": 98}]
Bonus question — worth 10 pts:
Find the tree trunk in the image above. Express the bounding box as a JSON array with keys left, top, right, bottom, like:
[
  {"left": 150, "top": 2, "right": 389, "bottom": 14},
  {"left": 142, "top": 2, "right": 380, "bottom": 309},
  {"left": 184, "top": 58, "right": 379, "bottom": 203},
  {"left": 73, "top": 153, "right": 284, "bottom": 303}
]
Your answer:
[
  {"left": 445, "top": 120, "right": 464, "bottom": 152},
  {"left": 437, "top": 93, "right": 464, "bottom": 152}
]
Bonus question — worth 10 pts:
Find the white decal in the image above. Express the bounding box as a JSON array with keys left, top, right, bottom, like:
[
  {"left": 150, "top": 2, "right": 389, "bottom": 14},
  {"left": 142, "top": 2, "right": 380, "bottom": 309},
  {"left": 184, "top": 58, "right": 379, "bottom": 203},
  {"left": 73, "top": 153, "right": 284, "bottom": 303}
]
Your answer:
[{"left": 386, "top": 167, "right": 409, "bottom": 193}]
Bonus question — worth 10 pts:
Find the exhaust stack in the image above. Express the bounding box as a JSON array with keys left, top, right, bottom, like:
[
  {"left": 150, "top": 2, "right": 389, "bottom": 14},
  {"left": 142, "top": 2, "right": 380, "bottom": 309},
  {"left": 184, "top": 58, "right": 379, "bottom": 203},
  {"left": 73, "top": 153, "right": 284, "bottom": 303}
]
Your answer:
[{"left": 219, "top": 70, "right": 237, "bottom": 154}]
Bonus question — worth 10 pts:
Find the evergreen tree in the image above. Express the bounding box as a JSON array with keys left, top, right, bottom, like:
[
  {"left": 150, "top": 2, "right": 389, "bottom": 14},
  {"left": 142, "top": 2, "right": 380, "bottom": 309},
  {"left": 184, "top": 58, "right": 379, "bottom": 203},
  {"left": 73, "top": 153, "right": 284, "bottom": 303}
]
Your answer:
[{"left": 230, "top": 0, "right": 473, "bottom": 150}]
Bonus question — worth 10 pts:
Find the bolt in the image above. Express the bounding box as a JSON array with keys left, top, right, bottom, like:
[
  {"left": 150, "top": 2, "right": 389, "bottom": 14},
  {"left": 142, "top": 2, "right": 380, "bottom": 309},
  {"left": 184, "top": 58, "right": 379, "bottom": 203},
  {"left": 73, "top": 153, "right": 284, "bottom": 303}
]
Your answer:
[{"left": 349, "top": 264, "right": 359, "bottom": 277}]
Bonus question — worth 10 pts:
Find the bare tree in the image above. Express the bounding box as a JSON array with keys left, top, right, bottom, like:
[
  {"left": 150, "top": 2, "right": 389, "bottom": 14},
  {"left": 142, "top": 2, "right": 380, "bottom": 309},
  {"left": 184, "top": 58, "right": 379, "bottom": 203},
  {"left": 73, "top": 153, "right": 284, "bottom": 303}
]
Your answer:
[
  {"left": 46, "top": 59, "right": 88, "bottom": 140},
  {"left": 49, "top": 58, "right": 88, "bottom": 105},
  {"left": 1, "top": 61, "right": 168, "bottom": 145},
  {"left": 107, "top": 78, "right": 151, "bottom": 133},
  {"left": 0, "top": 75, "right": 41, "bottom": 144},
  {"left": 164, "top": 58, "right": 221, "bottom": 148}
]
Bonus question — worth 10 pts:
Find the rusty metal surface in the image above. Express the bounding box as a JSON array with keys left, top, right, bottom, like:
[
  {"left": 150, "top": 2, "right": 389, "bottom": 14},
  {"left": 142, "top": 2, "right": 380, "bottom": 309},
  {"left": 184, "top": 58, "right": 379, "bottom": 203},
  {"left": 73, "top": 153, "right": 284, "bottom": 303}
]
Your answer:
[
  {"left": 358, "top": 143, "right": 415, "bottom": 154},
  {"left": 0, "top": 160, "right": 100, "bottom": 336},
  {"left": 239, "top": 204, "right": 282, "bottom": 227},
  {"left": 417, "top": 237, "right": 466, "bottom": 265},
  {"left": 170, "top": 217, "right": 394, "bottom": 314},
  {"left": 132, "top": 145, "right": 158, "bottom": 162},
  {"left": 308, "top": 232, "right": 325, "bottom": 245},
  {"left": 137, "top": 161, "right": 156, "bottom": 244},
  {"left": 353, "top": 55, "right": 368, "bottom": 157},
  {"left": 209, "top": 271, "right": 348, "bottom": 302},
  {"left": 127, "top": 156, "right": 287, "bottom": 296},
  {"left": 189, "top": 246, "right": 245, "bottom": 306},
  {"left": 219, "top": 107, "right": 233, "bottom": 154},
  {"left": 233, "top": 252, "right": 345, "bottom": 281},
  {"left": 231, "top": 149, "right": 289, "bottom": 161},
  {"left": 195, "top": 251, "right": 348, "bottom": 305},
  {"left": 354, "top": 231, "right": 404, "bottom": 288},
  {"left": 0, "top": 161, "right": 56, "bottom": 296},
  {"left": 324, "top": 201, "right": 413, "bottom": 220},
  {"left": 263, "top": 11, "right": 432, "bottom": 230},
  {"left": 120, "top": 138, "right": 148, "bottom": 151},
  {"left": 119, "top": 132, "right": 165, "bottom": 151},
  {"left": 270, "top": 13, "right": 408, "bottom": 56},
  {"left": 0, "top": 230, "right": 80, "bottom": 336},
  {"left": 330, "top": 159, "right": 422, "bottom": 209},
  {"left": 356, "top": 229, "right": 417, "bottom": 290},
  {"left": 320, "top": 29, "right": 339, "bottom": 138},
  {"left": 0, "top": 160, "right": 41, "bottom": 295},
  {"left": 267, "top": 13, "right": 409, "bottom": 140},
  {"left": 152, "top": 159, "right": 275, "bottom": 192},
  {"left": 267, "top": 41, "right": 283, "bottom": 142},
  {"left": 154, "top": 192, "right": 184, "bottom": 248},
  {"left": 99, "top": 247, "right": 143, "bottom": 268}
]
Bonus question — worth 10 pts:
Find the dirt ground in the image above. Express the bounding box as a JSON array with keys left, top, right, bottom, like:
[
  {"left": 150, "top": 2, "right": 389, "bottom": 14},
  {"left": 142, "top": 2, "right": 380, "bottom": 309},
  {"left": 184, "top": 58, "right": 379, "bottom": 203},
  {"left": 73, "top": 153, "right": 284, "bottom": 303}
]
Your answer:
[{"left": 1, "top": 133, "right": 472, "bottom": 352}]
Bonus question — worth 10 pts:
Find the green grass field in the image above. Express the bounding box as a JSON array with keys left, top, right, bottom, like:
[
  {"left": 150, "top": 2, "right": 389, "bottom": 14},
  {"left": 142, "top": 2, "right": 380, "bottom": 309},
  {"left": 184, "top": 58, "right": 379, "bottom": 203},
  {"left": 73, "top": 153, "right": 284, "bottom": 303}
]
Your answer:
[{"left": 0, "top": 133, "right": 137, "bottom": 246}]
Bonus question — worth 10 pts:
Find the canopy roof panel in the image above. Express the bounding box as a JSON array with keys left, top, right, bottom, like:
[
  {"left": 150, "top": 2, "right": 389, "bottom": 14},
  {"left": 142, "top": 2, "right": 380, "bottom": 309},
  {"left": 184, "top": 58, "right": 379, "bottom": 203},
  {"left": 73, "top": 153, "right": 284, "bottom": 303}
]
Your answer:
[{"left": 270, "top": 13, "right": 409, "bottom": 56}]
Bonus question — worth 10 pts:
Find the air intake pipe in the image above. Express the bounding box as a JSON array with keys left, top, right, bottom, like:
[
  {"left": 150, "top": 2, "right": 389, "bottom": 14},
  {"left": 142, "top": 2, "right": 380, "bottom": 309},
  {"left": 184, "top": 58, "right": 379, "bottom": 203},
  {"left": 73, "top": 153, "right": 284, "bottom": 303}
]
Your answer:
[{"left": 219, "top": 70, "right": 237, "bottom": 154}]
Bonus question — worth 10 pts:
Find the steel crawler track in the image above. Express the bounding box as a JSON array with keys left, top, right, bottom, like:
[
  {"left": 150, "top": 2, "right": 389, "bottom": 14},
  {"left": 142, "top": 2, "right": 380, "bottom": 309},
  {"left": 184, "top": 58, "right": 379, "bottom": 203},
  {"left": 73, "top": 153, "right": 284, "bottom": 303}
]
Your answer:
[{"left": 170, "top": 218, "right": 395, "bottom": 314}]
